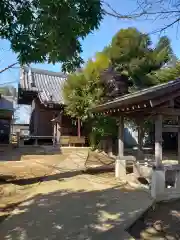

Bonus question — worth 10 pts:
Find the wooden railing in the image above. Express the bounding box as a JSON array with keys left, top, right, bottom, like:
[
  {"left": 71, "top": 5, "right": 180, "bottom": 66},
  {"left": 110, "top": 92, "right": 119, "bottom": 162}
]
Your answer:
[{"left": 61, "top": 136, "right": 85, "bottom": 146}]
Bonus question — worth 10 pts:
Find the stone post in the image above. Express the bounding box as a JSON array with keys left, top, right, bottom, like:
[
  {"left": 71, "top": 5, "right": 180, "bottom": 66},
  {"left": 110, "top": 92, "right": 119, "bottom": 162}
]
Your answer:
[
  {"left": 115, "top": 116, "right": 126, "bottom": 179},
  {"left": 155, "top": 114, "right": 163, "bottom": 167},
  {"left": 151, "top": 114, "right": 165, "bottom": 200},
  {"left": 107, "top": 137, "right": 113, "bottom": 158}
]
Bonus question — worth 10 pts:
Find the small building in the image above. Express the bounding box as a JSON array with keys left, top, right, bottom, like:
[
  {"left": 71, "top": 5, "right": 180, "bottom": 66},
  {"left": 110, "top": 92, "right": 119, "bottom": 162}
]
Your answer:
[
  {"left": 0, "top": 95, "right": 14, "bottom": 144},
  {"left": 18, "top": 67, "right": 84, "bottom": 145}
]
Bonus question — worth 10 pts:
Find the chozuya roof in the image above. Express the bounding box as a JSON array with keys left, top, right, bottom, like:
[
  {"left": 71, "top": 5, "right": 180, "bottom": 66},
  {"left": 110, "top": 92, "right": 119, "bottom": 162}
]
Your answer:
[
  {"left": 92, "top": 78, "right": 180, "bottom": 113},
  {"left": 19, "top": 66, "right": 67, "bottom": 105}
]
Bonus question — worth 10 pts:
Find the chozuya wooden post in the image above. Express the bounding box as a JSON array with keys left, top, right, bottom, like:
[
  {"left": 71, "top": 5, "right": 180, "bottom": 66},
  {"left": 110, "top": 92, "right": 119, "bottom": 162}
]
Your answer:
[{"left": 136, "top": 118, "right": 144, "bottom": 160}]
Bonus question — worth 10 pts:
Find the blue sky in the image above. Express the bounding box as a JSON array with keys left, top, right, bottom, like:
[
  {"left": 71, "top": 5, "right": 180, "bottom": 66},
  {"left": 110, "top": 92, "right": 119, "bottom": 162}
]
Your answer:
[{"left": 0, "top": 0, "right": 180, "bottom": 123}]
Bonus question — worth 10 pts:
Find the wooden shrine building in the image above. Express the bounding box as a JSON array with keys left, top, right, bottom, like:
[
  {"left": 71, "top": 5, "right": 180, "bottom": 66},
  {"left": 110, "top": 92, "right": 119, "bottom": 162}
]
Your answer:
[
  {"left": 92, "top": 79, "right": 180, "bottom": 200},
  {"left": 18, "top": 66, "right": 85, "bottom": 145}
]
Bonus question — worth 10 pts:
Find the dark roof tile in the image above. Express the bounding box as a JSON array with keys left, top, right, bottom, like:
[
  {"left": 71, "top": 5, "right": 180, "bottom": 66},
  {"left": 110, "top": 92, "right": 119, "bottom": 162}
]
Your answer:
[
  {"left": 93, "top": 78, "right": 180, "bottom": 112},
  {"left": 20, "top": 66, "right": 67, "bottom": 105}
]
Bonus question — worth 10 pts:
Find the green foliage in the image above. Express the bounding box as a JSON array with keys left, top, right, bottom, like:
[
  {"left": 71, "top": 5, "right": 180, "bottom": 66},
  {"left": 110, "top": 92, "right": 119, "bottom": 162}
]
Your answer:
[
  {"left": 104, "top": 28, "right": 173, "bottom": 88},
  {"left": 89, "top": 115, "right": 117, "bottom": 148},
  {"left": 63, "top": 27, "right": 175, "bottom": 147},
  {"left": 63, "top": 53, "right": 110, "bottom": 119},
  {"left": 151, "top": 62, "right": 180, "bottom": 83},
  {"left": 0, "top": 0, "right": 103, "bottom": 72}
]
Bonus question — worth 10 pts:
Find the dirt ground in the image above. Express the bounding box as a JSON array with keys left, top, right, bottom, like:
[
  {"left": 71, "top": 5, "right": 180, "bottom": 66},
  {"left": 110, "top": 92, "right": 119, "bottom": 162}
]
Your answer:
[
  {"left": 0, "top": 148, "right": 113, "bottom": 210},
  {"left": 0, "top": 146, "right": 79, "bottom": 212},
  {"left": 0, "top": 147, "right": 153, "bottom": 239}
]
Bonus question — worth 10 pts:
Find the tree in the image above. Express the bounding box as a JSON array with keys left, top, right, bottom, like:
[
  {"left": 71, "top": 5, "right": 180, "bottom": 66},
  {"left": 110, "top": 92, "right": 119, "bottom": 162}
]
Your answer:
[
  {"left": 63, "top": 28, "right": 175, "bottom": 147},
  {"left": 63, "top": 28, "right": 174, "bottom": 118},
  {"left": 63, "top": 52, "right": 120, "bottom": 148},
  {"left": 102, "top": 0, "right": 180, "bottom": 34},
  {"left": 0, "top": 0, "right": 103, "bottom": 72},
  {"left": 104, "top": 28, "right": 173, "bottom": 88},
  {"left": 63, "top": 52, "right": 110, "bottom": 119}
]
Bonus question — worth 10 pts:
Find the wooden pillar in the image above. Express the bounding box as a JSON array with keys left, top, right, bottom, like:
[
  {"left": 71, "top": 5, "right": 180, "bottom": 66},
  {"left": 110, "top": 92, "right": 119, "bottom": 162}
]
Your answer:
[
  {"left": 9, "top": 119, "right": 12, "bottom": 144},
  {"left": 16, "top": 131, "right": 20, "bottom": 147},
  {"left": 32, "top": 99, "right": 38, "bottom": 136},
  {"left": 118, "top": 116, "right": 124, "bottom": 158},
  {"left": 155, "top": 114, "right": 163, "bottom": 167},
  {"left": 178, "top": 116, "right": 180, "bottom": 163},
  {"left": 137, "top": 121, "right": 144, "bottom": 159},
  {"left": 77, "top": 117, "right": 81, "bottom": 137},
  {"left": 33, "top": 100, "right": 39, "bottom": 146}
]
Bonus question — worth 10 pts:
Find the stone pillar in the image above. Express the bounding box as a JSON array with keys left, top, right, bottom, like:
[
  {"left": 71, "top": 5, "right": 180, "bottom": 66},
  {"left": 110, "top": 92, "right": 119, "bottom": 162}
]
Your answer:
[
  {"left": 151, "top": 168, "right": 165, "bottom": 200},
  {"left": 151, "top": 114, "right": 164, "bottom": 200},
  {"left": 155, "top": 114, "right": 163, "bottom": 167},
  {"left": 115, "top": 116, "right": 126, "bottom": 179},
  {"left": 107, "top": 137, "right": 113, "bottom": 157},
  {"left": 178, "top": 116, "right": 180, "bottom": 163},
  {"left": 57, "top": 123, "right": 61, "bottom": 145},
  {"left": 118, "top": 116, "right": 124, "bottom": 158},
  {"left": 53, "top": 122, "right": 57, "bottom": 146}
]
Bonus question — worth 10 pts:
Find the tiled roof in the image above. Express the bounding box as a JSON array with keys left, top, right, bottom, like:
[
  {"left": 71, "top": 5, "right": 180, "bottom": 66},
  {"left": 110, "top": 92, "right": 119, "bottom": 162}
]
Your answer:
[
  {"left": 92, "top": 78, "right": 180, "bottom": 112},
  {"left": 20, "top": 66, "right": 67, "bottom": 105}
]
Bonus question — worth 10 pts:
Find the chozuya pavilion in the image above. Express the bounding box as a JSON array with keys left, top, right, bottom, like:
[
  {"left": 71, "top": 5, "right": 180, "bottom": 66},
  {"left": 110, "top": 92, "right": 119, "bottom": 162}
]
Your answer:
[{"left": 92, "top": 78, "right": 180, "bottom": 201}]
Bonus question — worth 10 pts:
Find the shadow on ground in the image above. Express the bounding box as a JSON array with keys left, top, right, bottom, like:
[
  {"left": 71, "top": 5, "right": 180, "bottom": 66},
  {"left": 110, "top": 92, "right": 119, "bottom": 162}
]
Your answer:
[
  {"left": 0, "top": 186, "right": 149, "bottom": 240},
  {"left": 0, "top": 169, "right": 83, "bottom": 185},
  {"left": 128, "top": 200, "right": 180, "bottom": 240}
]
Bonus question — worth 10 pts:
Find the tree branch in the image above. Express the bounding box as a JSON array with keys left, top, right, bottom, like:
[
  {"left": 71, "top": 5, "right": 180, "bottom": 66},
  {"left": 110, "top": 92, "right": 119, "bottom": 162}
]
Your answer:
[
  {"left": 0, "top": 62, "right": 18, "bottom": 74},
  {"left": 101, "top": 0, "right": 180, "bottom": 33},
  {"left": 151, "top": 17, "right": 180, "bottom": 34}
]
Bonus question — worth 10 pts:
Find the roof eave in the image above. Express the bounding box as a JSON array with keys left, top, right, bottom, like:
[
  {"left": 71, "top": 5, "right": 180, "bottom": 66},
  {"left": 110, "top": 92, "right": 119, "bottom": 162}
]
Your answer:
[{"left": 92, "top": 81, "right": 180, "bottom": 113}]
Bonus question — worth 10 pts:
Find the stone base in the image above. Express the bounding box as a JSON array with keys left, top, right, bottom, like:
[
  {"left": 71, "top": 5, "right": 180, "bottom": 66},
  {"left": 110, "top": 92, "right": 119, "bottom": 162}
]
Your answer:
[
  {"left": 151, "top": 167, "right": 180, "bottom": 201},
  {"left": 115, "top": 159, "right": 126, "bottom": 179},
  {"left": 151, "top": 170, "right": 165, "bottom": 200}
]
